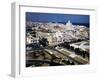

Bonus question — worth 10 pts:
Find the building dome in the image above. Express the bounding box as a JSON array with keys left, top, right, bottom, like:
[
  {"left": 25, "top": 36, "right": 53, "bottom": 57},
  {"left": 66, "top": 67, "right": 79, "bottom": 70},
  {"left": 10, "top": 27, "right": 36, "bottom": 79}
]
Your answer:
[
  {"left": 66, "top": 20, "right": 74, "bottom": 30},
  {"left": 66, "top": 20, "right": 72, "bottom": 26}
]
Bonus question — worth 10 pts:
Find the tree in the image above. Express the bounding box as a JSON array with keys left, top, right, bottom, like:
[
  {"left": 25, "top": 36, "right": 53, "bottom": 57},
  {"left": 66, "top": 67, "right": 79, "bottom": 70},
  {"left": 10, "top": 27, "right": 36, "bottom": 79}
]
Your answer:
[
  {"left": 33, "top": 52, "right": 40, "bottom": 58},
  {"left": 41, "top": 52, "right": 46, "bottom": 58},
  {"left": 67, "top": 60, "right": 70, "bottom": 65},
  {"left": 70, "top": 46, "right": 74, "bottom": 51},
  {"left": 63, "top": 42, "right": 70, "bottom": 49},
  {"left": 32, "top": 43, "right": 40, "bottom": 49},
  {"left": 71, "top": 62, "right": 75, "bottom": 65},
  {"left": 32, "top": 29, "right": 37, "bottom": 37},
  {"left": 75, "top": 48, "right": 78, "bottom": 54},
  {"left": 39, "top": 37, "right": 49, "bottom": 47}
]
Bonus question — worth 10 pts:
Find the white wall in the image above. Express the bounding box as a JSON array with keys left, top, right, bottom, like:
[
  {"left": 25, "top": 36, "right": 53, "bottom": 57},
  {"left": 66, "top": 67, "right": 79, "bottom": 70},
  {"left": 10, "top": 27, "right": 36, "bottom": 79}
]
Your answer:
[{"left": 0, "top": 0, "right": 100, "bottom": 80}]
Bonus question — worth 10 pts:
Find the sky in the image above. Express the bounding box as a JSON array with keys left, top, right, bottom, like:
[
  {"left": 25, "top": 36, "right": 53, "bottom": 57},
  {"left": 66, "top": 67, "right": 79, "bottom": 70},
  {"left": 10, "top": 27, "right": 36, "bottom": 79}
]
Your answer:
[{"left": 26, "top": 12, "right": 90, "bottom": 27}]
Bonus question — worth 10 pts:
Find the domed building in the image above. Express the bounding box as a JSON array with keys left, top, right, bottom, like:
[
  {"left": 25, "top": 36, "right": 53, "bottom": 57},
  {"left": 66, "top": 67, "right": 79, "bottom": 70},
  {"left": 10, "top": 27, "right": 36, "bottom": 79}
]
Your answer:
[{"left": 65, "top": 20, "right": 74, "bottom": 30}]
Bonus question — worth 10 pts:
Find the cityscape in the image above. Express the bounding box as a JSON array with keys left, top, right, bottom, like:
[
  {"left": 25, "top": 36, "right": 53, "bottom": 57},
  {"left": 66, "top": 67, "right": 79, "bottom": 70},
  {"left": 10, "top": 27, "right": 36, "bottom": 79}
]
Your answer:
[{"left": 26, "top": 12, "right": 90, "bottom": 67}]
